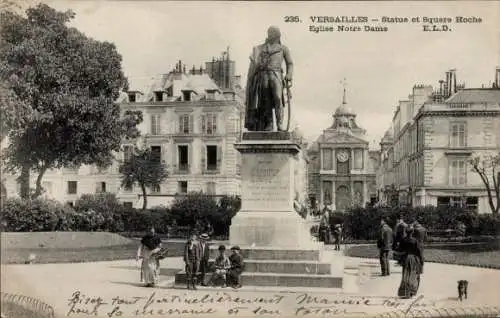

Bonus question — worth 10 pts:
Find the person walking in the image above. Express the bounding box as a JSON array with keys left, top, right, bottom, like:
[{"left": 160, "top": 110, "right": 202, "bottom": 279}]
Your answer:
[
  {"left": 198, "top": 233, "right": 211, "bottom": 286},
  {"left": 333, "top": 224, "right": 342, "bottom": 251},
  {"left": 183, "top": 233, "right": 201, "bottom": 290},
  {"left": 397, "top": 226, "right": 424, "bottom": 298},
  {"left": 393, "top": 215, "right": 408, "bottom": 266},
  {"left": 377, "top": 218, "right": 393, "bottom": 276},
  {"left": 319, "top": 210, "right": 332, "bottom": 244},
  {"left": 136, "top": 227, "right": 162, "bottom": 287}
]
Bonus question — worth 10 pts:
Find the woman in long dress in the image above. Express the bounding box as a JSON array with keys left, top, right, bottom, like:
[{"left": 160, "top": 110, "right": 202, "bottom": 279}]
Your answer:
[
  {"left": 136, "top": 227, "right": 162, "bottom": 287},
  {"left": 397, "top": 227, "right": 424, "bottom": 298}
]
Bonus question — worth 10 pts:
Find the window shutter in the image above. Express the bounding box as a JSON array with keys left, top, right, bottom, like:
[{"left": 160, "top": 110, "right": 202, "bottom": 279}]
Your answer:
[
  {"left": 188, "top": 144, "right": 192, "bottom": 170},
  {"left": 151, "top": 115, "right": 156, "bottom": 135},
  {"left": 95, "top": 182, "right": 100, "bottom": 193},
  {"left": 213, "top": 114, "right": 218, "bottom": 134},
  {"left": 189, "top": 115, "right": 194, "bottom": 134},
  {"left": 201, "top": 144, "right": 206, "bottom": 171},
  {"left": 201, "top": 115, "right": 206, "bottom": 134},
  {"left": 178, "top": 115, "right": 183, "bottom": 133},
  {"left": 217, "top": 144, "right": 223, "bottom": 170},
  {"left": 156, "top": 115, "right": 161, "bottom": 135}
]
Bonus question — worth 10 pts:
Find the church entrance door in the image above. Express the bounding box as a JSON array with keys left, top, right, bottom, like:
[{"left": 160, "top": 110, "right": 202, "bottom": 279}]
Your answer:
[{"left": 336, "top": 185, "right": 351, "bottom": 211}]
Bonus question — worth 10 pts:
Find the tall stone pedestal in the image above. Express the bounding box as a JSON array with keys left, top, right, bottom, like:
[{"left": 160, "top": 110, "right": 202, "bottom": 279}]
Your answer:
[
  {"left": 175, "top": 132, "right": 343, "bottom": 289},
  {"left": 229, "top": 132, "right": 318, "bottom": 249}
]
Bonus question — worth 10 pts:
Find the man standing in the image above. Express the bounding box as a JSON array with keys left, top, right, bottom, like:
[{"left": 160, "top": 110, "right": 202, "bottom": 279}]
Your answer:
[
  {"left": 377, "top": 219, "right": 393, "bottom": 276},
  {"left": 183, "top": 233, "right": 201, "bottom": 290},
  {"left": 245, "top": 26, "right": 294, "bottom": 131},
  {"left": 393, "top": 215, "right": 408, "bottom": 266},
  {"left": 198, "top": 233, "right": 211, "bottom": 286}
]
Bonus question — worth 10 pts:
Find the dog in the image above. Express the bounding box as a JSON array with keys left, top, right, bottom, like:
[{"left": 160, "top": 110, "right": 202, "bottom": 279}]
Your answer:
[{"left": 457, "top": 280, "right": 468, "bottom": 301}]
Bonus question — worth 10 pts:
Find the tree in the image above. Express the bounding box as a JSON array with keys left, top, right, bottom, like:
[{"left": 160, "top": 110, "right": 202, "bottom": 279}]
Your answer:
[
  {"left": 119, "top": 147, "right": 168, "bottom": 211},
  {"left": 0, "top": 4, "right": 141, "bottom": 198},
  {"left": 469, "top": 153, "right": 500, "bottom": 214}
]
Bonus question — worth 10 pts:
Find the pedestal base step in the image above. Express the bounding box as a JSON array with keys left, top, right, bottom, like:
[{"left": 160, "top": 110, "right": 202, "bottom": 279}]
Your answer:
[
  {"left": 174, "top": 271, "right": 342, "bottom": 288},
  {"left": 207, "top": 259, "right": 332, "bottom": 275},
  {"left": 209, "top": 247, "right": 322, "bottom": 261}
]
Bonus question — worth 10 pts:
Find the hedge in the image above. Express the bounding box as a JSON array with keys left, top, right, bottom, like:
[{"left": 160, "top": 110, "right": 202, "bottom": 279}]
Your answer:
[
  {"left": 339, "top": 205, "right": 500, "bottom": 241},
  {"left": 1, "top": 193, "right": 241, "bottom": 236}
]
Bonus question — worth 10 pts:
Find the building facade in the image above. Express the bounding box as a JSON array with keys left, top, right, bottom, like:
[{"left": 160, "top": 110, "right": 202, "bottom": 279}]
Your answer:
[
  {"left": 307, "top": 89, "right": 379, "bottom": 212},
  {"left": 377, "top": 68, "right": 500, "bottom": 214},
  {"left": 3, "top": 55, "right": 245, "bottom": 209}
]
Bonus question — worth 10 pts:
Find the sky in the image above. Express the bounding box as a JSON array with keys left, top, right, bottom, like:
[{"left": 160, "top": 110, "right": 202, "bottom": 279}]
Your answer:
[{"left": 20, "top": 1, "right": 500, "bottom": 146}]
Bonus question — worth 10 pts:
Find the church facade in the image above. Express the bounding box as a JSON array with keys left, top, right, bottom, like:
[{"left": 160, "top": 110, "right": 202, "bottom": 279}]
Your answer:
[{"left": 307, "top": 90, "right": 379, "bottom": 212}]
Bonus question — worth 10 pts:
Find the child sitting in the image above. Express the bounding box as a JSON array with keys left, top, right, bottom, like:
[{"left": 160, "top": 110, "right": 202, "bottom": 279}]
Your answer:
[{"left": 209, "top": 245, "right": 231, "bottom": 287}]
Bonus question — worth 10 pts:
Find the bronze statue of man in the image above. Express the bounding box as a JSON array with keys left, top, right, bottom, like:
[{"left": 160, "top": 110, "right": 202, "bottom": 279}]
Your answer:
[{"left": 245, "top": 26, "right": 294, "bottom": 132}]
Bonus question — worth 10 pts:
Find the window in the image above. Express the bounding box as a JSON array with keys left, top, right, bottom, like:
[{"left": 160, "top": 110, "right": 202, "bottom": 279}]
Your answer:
[
  {"left": 450, "top": 122, "right": 466, "bottom": 147},
  {"left": 201, "top": 114, "right": 217, "bottom": 135},
  {"left": 151, "top": 114, "right": 161, "bottom": 135},
  {"left": 166, "top": 86, "right": 173, "bottom": 97},
  {"left": 123, "top": 145, "right": 133, "bottom": 162},
  {"left": 154, "top": 91, "right": 163, "bottom": 102},
  {"left": 321, "top": 149, "right": 333, "bottom": 170},
  {"left": 206, "top": 182, "right": 216, "bottom": 195},
  {"left": 151, "top": 184, "right": 160, "bottom": 193},
  {"left": 183, "top": 91, "right": 191, "bottom": 101},
  {"left": 206, "top": 145, "right": 218, "bottom": 170},
  {"left": 353, "top": 149, "right": 364, "bottom": 170},
  {"left": 128, "top": 93, "right": 136, "bottom": 102},
  {"left": 449, "top": 158, "right": 467, "bottom": 185},
  {"left": 67, "top": 201, "right": 74, "bottom": 207},
  {"left": 96, "top": 182, "right": 106, "bottom": 193},
  {"left": 179, "top": 114, "right": 192, "bottom": 134},
  {"left": 150, "top": 146, "right": 161, "bottom": 163},
  {"left": 206, "top": 91, "right": 216, "bottom": 100},
  {"left": 123, "top": 202, "right": 133, "bottom": 209},
  {"left": 178, "top": 181, "right": 188, "bottom": 194},
  {"left": 178, "top": 145, "right": 189, "bottom": 171},
  {"left": 67, "top": 181, "right": 77, "bottom": 194}
]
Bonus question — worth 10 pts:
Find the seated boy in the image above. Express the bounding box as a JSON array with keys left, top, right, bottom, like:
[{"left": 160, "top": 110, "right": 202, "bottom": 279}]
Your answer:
[
  {"left": 209, "top": 245, "right": 231, "bottom": 287},
  {"left": 227, "top": 246, "right": 244, "bottom": 289}
]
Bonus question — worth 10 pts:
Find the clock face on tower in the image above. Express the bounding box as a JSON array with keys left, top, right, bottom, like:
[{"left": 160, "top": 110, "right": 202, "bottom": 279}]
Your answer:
[{"left": 337, "top": 151, "right": 349, "bottom": 163}]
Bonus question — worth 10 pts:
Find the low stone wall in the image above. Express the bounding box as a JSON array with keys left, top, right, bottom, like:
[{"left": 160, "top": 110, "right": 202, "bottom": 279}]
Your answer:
[
  {"left": 1, "top": 232, "right": 133, "bottom": 249},
  {"left": 371, "top": 306, "right": 500, "bottom": 318},
  {"left": 0, "top": 292, "right": 55, "bottom": 318}
]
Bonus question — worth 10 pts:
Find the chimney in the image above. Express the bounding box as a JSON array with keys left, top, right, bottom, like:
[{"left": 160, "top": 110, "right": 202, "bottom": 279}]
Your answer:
[
  {"left": 495, "top": 67, "right": 500, "bottom": 88},
  {"left": 439, "top": 80, "right": 444, "bottom": 96},
  {"left": 183, "top": 65, "right": 186, "bottom": 74},
  {"left": 450, "top": 69, "right": 457, "bottom": 94}
]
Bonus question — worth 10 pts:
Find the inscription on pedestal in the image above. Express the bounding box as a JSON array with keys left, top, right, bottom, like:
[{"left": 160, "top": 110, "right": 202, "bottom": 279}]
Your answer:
[{"left": 242, "top": 154, "right": 292, "bottom": 211}]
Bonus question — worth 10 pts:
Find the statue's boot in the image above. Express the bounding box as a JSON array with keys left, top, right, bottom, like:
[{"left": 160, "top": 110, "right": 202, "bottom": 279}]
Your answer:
[
  {"left": 275, "top": 107, "right": 285, "bottom": 131},
  {"left": 192, "top": 277, "right": 197, "bottom": 290}
]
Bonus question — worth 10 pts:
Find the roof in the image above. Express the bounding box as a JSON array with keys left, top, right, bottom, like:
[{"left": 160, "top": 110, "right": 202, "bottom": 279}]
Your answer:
[
  {"left": 446, "top": 89, "right": 500, "bottom": 104},
  {"left": 334, "top": 104, "right": 355, "bottom": 116}
]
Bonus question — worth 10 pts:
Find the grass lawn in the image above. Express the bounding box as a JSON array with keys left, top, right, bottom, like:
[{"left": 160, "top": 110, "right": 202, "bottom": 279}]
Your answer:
[
  {"left": 0, "top": 232, "right": 193, "bottom": 264},
  {"left": 345, "top": 242, "right": 500, "bottom": 269}
]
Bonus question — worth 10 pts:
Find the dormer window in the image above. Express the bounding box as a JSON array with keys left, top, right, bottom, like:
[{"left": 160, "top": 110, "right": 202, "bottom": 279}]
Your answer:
[
  {"left": 206, "top": 89, "right": 217, "bottom": 100},
  {"left": 128, "top": 93, "right": 136, "bottom": 103},
  {"left": 154, "top": 91, "right": 163, "bottom": 102},
  {"left": 182, "top": 91, "right": 191, "bottom": 101},
  {"left": 166, "top": 86, "right": 173, "bottom": 97}
]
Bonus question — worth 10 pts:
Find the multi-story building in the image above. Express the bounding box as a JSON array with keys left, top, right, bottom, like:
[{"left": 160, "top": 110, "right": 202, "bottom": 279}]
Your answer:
[
  {"left": 3, "top": 54, "right": 245, "bottom": 209},
  {"left": 377, "top": 68, "right": 500, "bottom": 213},
  {"left": 307, "top": 88, "right": 379, "bottom": 212}
]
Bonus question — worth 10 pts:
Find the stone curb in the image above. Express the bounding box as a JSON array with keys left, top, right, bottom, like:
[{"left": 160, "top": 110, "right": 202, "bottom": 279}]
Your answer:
[
  {"left": 370, "top": 306, "right": 500, "bottom": 318},
  {"left": 0, "top": 292, "right": 55, "bottom": 318}
]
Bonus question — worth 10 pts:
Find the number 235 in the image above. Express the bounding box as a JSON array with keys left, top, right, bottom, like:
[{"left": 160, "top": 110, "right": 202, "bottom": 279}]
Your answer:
[{"left": 284, "top": 16, "right": 301, "bottom": 23}]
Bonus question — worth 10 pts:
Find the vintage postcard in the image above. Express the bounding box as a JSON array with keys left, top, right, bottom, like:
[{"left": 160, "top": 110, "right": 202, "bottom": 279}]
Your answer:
[{"left": 1, "top": 0, "right": 499, "bottom": 317}]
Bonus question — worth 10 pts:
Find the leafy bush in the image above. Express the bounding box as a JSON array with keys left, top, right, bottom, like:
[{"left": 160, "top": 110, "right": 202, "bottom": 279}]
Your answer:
[
  {"left": 169, "top": 192, "right": 219, "bottom": 227},
  {"left": 343, "top": 205, "right": 499, "bottom": 240},
  {"left": 73, "top": 193, "right": 124, "bottom": 232},
  {"left": 0, "top": 197, "right": 76, "bottom": 231}
]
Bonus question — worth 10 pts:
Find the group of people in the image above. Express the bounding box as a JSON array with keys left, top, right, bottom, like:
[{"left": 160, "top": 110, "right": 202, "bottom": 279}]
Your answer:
[
  {"left": 184, "top": 233, "right": 244, "bottom": 289},
  {"left": 319, "top": 211, "right": 343, "bottom": 250},
  {"left": 135, "top": 228, "right": 244, "bottom": 289},
  {"left": 377, "top": 215, "right": 426, "bottom": 299}
]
